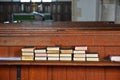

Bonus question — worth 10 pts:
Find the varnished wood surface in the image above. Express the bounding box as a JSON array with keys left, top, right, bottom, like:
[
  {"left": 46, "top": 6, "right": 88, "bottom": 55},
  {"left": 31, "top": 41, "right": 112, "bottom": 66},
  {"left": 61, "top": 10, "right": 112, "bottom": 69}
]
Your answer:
[
  {"left": 0, "top": 22, "right": 120, "bottom": 80},
  {"left": 0, "top": 61, "right": 119, "bottom": 66},
  {"left": 0, "top": 22, "right": 120, "bottom": 31}
]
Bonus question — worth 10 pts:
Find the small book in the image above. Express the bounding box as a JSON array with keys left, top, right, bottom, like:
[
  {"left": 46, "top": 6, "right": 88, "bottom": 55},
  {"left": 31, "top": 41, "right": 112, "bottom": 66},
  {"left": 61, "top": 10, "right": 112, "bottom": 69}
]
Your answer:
[
  {"left": 60, "top": 57, "right": 72, "bottom": 61},
  {"left": 47, "top": 50, "right": 60, "bottom": 54},
  {"left": 34, "top": 49, "right": 46, "bottom": 53},
  {"left": 35, "top": 57, "right": 47, "bottom": 61},
  {"left": 60, "top": 54, "right": 72, "bottom": 57},
  {"left": 21, "top": 47, "right": 35, "bottom": 52},
  {"left": 35, "top": 53, "right": 47, "bottom": 57},
  {"left": 48, "top": 57, "right": 59, "bottom": 61},
  {"left": 86, "top": 53, "right": 99, "bottom": 58},
  {"left": 75, "top": 46, "right": 87, "bottom": 50},
  {"left": 47, "top": 47, "right": 60, "bottom": 50},
  {"left": 47, "top": 54, "right": 59, "bottom": 57},
  {"left": 73, "top": 57, "right": 86, "bottom": 61},
  {"left": 86, "top": 57, "right": 99, "bottom": 61},
  {"left": 60, "top": 49, "right": 73, "bottom": 54},
  {"left": 22, "top": 52, "right": 34, "bottom": 56},
  {"left": 73, "top": 50, "right": 86, "bottom": 54},
  {"left": 74, "top": 54, "right": 86, "bottom": 58},
  {"left": 22, "top": 55, "right": 34, "bottom": 61},
  {"left": 110, "top": 56, "right": 120, "bottom": 62}
]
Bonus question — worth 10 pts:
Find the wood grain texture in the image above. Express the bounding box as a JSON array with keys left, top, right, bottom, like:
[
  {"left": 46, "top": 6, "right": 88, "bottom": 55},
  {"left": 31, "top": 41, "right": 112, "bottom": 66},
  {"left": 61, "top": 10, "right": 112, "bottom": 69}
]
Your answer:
[
  {"left": 52, "top": 66, "right": 67, "bottom": 80},
  {"left": 86, "top": 67, "right": 105, "bottom": 80},
  {"left": 9, "top": 66, "right": 17, "bottom": 80},
  {"left": 67, "top": 67, "right": 85, "bottom": 80},
  {"left": 0, "top": 61, "right": 119, "bottom": 66},
  {"left": 0, "top": 47, "right": 9, "bottom": 57},
  {"left": 105, "top": 47, "right": 120, "bottom": 56},
  {"left": 29, "top": 66, "right": 48, "bottom": 80},
  {"left": 1, "top": 34, "right": 120, "bottom": 46},
  {"left": 47, "top": 67, "right": 52, "bottom": 80},
  {"left": 0, "top": 36, "right": 51, "bottom": 46},
  {"left": 0, "top": 66, "right": 9, "bottom": 80},
  {"left": 9, "top": 47, "right": 23, "bottom": 57},
  {"left": 94, "top": 35, "right": 120, "bottom": 46},
  {"left": 52, "top": 36, "right": 94, "bottom": 46},
  {"left": 105, "top": 67, "right": 120, "bottom": 80},
  {"left": 21, "top": 66, "right": 29, "bottom": 80}
]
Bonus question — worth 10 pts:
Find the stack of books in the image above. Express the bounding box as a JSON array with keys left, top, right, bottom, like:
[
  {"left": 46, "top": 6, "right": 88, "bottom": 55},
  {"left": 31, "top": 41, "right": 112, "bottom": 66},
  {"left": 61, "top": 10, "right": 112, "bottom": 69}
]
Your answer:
[
  {"left": 21, "top": 47, "right": 35, "bottom": 61},
  {"left": 60, "top": 49, "right": 73, "bottom": 61},
  {"left": 47, "top": 47, "right": 60, "bottom": 61},
  {"left": 20, "top": 46, "right": 100, "bottom": 62},
  {"left": 86, "top": 52, "right": 99, "bottom": 61},
  {"left": 34, "top": 48, "right": 47, "bottom": 61},
  {"left": 73, "top": 46, "right": 87, "bottom": 61}
]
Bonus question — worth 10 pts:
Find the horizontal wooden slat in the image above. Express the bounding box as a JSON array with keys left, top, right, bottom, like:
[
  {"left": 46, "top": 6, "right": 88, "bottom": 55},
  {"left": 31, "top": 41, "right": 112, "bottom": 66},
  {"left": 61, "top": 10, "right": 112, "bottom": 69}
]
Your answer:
[{"left": 0, "top": 61, "right": 119, "bottom": 66}]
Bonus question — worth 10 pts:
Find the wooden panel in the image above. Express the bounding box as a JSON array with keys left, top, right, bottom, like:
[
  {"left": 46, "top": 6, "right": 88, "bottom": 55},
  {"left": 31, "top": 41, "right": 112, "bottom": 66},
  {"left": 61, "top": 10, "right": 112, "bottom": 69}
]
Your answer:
[
  {"left": 52, "top": 67, "right": 67, "bottom": 80},
  {"left": 52, "top": 36, "right": 94, "bottom": 46},
  {"left": 0, "top": 47, "right": 9, "bottom": 57},
  {"left": 9, "top": 66, "right": 17, "bottom": 80},
  {"left": 9, "top": 47, "right": 23, "bottom": 57},
  {"left": 29, "top": 66, "right": 48, "bottom": 80},
  {"left": 94, "top": 35, "right": 120, "bottom": 46},
  {"left": 67, "top": 67, "right": 85, "bottom": 80},
  {"left": 105, "top": 67, "right": 120, "bottom": 80},
  {"left": 47, "top": 67, "right": 52, "bottom": 80},
  {"left": 105, "top": 47, "right": 120, "bottom": 56},
  {"left": 86, "top": 67, "right": 105, "bottom": 80},
  {"left": 52, "top": 35, "right": 120, "bottom": 46},
  {"left": 0, "top": 36, "right": 51, "bottom": 46},
  {"left": 21, "top": 66, "right": 29, "bottom": 80},
  {"left": 0, "top": 66, "right": 9, "bottom": 80},
  {"left": 0, "top": 61, "right": 119, "bottom": 66}
]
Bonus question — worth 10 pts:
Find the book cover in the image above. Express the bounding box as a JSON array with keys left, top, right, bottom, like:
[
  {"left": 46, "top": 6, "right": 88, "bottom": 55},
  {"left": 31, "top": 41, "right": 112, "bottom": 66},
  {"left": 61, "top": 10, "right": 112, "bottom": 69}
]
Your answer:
[
  {"left": 34, "top": 49, "right": 46, "bottom": 53},
  {"left": 60, "top": 54, "right": 72, "bottom": 57},
  {"left": 86, "top": 57, "right": 99, "bottom": 61},
  {"left": 22, "top": 55, "right": 34, "bottom": 61},
  {"left": 47, "top": 46, "right": 60, "bottom": 51},
  {"left": 35, "top": 53, "right": 47, "bottom": 57},
  {"left": 48, "top": 57, "right": 59, "bottom": 61},
  {"left": 47, "top": 50, "right": 60, "bottom": 54},
  {"left": 74, "top": 54, "right": 86, "bottom": 57},
  {"left": 22, "top": 52, "right": 34, "bottom": 56},
  {"left": 47, "top": 54, "right": 59, "bottom": 57},
  {"left": 21, "top": 47, "right": 35, "bottom": 52},
  {"left": 110, "top": 56, "right": 120, "bottom": 62},
  {"left": 60, "top": 49, "right": 73, "bottom": 54},
  {"left": 60, "top": 57, "right": 72, "bottom": 61},
  {"left": 75, "top": 46, "right": 87, "bottom": 50},
  {"left": 35, "top": 57, "right": 47, "bottom": 60},
  {"left": 86, "top": 53, "right": 99, "bottom": 57},
  {"left": 73, "top": 57, "right": 86, "bottom": 61},
  {"left": 73, "top": 50, "right": 86, "bottom": 54}
]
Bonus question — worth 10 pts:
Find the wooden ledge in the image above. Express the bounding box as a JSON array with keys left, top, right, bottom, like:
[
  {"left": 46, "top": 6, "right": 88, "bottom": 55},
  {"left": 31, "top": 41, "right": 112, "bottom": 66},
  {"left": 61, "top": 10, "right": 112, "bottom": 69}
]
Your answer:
[{"left": 0, "top": 61, "right": 119, "bottom": 67}]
